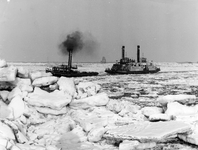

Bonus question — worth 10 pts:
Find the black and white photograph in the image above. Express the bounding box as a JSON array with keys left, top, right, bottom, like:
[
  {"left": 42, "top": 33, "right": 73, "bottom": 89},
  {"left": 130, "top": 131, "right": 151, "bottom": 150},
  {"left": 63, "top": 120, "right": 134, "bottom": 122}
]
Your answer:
[{"left": 0, "top": 0, "right": 198, "bottom": 149}]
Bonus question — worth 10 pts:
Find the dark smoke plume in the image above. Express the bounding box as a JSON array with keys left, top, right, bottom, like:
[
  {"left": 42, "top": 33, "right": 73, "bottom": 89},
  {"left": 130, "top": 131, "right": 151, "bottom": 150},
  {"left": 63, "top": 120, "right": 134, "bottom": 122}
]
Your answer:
[
  {"left": 59, "top": 31, "right": 98, "bottom": 55},
  {"left": 59, "top": 31, "right": 83, "bottom": 54}
]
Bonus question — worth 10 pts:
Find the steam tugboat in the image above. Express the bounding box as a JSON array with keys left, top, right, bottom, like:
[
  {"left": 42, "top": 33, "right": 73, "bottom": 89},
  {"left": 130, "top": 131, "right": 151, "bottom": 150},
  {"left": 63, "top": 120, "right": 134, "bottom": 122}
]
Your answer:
[
  {"left": 105, "top": 45, "right": 160, "bottom": 74},
  {"left": 46, "top": 49, "right": 98, "bottom": 77}
]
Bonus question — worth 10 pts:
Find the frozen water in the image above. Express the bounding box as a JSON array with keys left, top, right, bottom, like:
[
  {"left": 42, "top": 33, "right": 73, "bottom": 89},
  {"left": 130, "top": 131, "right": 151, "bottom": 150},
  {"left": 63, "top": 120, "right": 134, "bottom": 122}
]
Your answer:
[{"left": 5, "top": 61, "right": 198, "bottom": 149}]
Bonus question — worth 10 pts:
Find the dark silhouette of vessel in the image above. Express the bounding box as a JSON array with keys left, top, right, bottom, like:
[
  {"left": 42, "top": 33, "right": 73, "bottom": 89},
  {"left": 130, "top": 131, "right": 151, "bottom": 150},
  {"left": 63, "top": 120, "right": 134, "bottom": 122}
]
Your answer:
[
  {"left": 105, "top": 45, "right": 160, "bottom": 74},
  {"left": 101, "top": 57, "right": 106, "bottom": 63},
  {"left": 46, "top": 49, "right": 98, "bottom": 77}
]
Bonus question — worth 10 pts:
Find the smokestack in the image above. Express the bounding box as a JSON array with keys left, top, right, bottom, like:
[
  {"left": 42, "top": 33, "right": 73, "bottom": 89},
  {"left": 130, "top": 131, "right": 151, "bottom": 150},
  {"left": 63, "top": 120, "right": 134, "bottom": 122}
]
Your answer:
[
  {"left": 137, "top": 45, "right": 140, "bottom": 63},
  {"left": 122, "top": 46, "right": 125, "bottom": 59},
  {"left": 68, "top": 49, "right": 72, "bottom": 71}
]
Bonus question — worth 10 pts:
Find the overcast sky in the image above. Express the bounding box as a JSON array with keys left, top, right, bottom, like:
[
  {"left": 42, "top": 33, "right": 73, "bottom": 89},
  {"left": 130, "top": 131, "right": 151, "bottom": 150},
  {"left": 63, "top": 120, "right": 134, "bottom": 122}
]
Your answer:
[{"left": 0, "top": 0, "right": 198, "bottom": 62}]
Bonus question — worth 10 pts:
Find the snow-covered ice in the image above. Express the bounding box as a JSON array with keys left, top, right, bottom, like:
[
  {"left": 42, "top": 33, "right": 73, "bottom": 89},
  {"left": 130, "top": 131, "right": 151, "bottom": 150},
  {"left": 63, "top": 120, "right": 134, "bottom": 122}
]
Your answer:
[{"left": 0, "top": 61, "right": 198, "bottom": 150}]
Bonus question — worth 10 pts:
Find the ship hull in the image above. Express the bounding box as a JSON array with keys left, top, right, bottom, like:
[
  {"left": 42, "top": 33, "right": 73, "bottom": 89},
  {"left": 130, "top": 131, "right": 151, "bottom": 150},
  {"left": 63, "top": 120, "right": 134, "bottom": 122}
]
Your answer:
[
  {"left": 105, "top": 68, "right": 160, "bottom": 75},
  {"left": 47, "top": 70, "right": 98, "bottom": 77}
]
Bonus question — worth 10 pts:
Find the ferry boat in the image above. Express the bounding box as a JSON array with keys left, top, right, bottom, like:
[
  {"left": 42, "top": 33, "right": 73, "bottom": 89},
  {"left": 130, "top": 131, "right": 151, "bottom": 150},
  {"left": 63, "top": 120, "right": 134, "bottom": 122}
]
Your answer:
[{"left": 105, "top": 45, "right": 160, "bottom": 74}]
